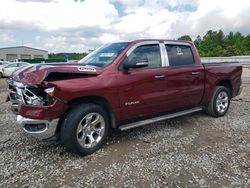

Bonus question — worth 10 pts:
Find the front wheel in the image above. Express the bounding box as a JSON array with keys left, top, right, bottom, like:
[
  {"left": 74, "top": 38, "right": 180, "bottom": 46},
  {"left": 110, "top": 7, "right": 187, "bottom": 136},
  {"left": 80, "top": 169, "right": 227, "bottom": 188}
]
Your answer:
[
  {"left": 205, "top": 86, "right": 231, "bottom": 117},
  {"left": 60, "top": 103, "right": 110, "bottom": 156}
]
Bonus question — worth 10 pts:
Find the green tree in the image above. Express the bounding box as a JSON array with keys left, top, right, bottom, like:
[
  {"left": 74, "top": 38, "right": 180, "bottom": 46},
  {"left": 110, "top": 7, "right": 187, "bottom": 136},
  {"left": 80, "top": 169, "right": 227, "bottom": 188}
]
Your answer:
[
  {"left": 241, "top": 35, "right": 250, "bottom": 55},
  {"left": 178, "top": 35, "right": 192, "bottom": 41}
]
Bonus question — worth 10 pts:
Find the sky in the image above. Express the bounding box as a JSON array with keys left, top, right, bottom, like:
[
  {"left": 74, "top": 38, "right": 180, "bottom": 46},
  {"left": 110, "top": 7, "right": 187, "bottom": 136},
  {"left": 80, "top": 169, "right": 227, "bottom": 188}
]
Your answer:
[{"left": 0, "top": 0, "right": 250, "bottom": 53}]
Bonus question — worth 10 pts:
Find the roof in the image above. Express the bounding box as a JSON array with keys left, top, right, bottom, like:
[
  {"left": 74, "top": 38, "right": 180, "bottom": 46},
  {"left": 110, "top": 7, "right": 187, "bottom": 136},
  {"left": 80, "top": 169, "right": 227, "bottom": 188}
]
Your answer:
[
  {"left": 130, "top": 39, "right": 193, "bottom": 44},
  {"left": 0, "top": 46, "right": 48, "bottom": 52}
]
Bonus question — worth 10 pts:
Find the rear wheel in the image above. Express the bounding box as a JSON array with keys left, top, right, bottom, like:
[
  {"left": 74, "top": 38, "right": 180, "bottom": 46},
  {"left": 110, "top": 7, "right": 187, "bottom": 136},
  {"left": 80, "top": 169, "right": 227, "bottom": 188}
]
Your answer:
[
  {"left": 205, "top": 86, "right": 231, "bottom": 117},
  {"left": 60, "top": 103, "right": 110, "bottom": 156}
]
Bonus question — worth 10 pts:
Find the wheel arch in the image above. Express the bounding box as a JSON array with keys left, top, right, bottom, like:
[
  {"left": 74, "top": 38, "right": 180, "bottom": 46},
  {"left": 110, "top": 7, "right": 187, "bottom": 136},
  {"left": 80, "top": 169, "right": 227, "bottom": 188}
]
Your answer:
[
  {"left": 216, "top": 80, "right": 232, "bottom": 97},
  {"left": 66, "top": 96, "right": 116, "bottom": 129}
]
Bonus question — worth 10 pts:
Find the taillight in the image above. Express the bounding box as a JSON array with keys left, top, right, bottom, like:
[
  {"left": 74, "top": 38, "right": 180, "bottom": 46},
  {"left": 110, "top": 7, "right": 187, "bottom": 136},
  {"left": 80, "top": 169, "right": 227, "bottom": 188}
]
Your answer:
[
  {"left": 240, "top": 66, "right": 243, "bottom": 86},
  {"left": 241, "top": 67, "right": 243, "bottom": 81}
]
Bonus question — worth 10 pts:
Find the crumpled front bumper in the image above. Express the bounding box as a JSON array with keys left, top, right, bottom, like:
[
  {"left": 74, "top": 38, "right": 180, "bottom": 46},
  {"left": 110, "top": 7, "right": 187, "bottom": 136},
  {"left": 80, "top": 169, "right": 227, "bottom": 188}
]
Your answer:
[
  {"left": 7, "top": 78, "right": 68, "bottom": 140},
  {"left": 17, "top": 115, "right": 59, "bottom": 140}
]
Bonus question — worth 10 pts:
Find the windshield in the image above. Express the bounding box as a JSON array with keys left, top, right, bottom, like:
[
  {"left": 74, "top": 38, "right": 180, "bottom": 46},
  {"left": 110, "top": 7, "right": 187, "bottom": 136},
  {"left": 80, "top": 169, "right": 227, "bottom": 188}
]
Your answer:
[{"left": 79, "top": 42, "right": 130, "bottom": 67}]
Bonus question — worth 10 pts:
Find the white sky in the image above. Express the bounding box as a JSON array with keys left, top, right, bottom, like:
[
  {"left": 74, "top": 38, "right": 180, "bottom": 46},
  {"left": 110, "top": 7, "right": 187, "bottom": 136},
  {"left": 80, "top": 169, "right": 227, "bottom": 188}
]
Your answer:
[{"left": 0, "top": 0, "right": 250, "bottom": 52}]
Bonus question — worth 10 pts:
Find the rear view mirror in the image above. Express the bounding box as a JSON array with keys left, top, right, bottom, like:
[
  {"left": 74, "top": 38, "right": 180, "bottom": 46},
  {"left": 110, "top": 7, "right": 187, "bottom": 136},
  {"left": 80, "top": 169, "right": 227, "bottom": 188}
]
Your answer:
[{"left": 123, "top": 56, "right": 149, "bottom": 70}]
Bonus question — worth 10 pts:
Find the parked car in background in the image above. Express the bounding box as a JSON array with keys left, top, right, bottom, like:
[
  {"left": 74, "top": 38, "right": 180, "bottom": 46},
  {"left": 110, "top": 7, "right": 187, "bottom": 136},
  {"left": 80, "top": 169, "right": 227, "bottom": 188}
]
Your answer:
[
  {"left": 0, "top": 61, "right": 10, "bottom": 66},
  {"left": 1, "top": 62, "right": 29, "bottom": 78},
  {"left": 0, "top": 61, "right": 11, "bottom": 78}
]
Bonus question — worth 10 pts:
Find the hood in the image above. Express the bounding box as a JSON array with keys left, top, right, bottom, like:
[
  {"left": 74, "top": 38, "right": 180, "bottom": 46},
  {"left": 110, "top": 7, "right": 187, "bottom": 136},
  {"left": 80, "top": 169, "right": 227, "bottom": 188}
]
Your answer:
[{"left": 12, "top": 63, "right": 103, "bottom": 85}]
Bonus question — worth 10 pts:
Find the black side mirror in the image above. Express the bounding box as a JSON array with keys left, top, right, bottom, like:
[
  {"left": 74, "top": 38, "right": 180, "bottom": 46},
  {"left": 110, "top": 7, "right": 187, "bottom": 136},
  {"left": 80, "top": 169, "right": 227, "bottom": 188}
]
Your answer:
[{"left": 123, "top": 56, "right": 149, "bottom": 70}]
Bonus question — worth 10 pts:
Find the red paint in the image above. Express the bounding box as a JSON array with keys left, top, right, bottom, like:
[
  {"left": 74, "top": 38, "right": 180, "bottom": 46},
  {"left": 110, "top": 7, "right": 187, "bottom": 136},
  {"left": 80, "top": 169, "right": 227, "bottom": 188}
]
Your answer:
[
  {"left": 20, "top": 99, "right": 68, "bottom": 120},
  {"left": 14, "top": 40, "right": 243, "bottom": 125}
]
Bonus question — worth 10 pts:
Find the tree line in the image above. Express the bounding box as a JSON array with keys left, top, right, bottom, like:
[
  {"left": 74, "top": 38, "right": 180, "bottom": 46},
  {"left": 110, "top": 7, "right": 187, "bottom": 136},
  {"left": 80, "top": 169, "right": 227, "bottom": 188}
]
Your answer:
[
  {"left": 49, "top": 52, "right": 87, "bottom": 61},
  {"left": 48, "top": 30, "right": 250, "bottom": 60},
  {"left": 178, "top": 30, "right": 250, "bottom": 57}
]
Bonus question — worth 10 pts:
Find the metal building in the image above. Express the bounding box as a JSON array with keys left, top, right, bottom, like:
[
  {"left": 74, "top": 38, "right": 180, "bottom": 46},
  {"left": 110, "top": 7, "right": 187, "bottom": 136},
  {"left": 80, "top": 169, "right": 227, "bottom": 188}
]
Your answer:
[{"left": 0, "top": 46, "right": 48, "bottom": 61}]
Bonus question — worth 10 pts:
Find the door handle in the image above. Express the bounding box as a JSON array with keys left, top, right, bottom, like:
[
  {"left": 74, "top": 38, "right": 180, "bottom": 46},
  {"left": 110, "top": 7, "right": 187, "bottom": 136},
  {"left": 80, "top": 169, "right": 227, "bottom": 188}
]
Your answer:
[
  {"left": 191, "top": 72, "right": 200, "bottom": 75},
  {"left": 154, "top": 75, "right": 165, "bottom": 79}
]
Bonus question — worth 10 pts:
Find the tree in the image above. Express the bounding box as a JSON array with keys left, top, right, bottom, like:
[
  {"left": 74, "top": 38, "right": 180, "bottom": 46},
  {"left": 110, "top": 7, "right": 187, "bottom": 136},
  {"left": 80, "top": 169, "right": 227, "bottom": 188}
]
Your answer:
[
  {"left": 178, "top": 35, "right": 192, "bottom": 41},
  {"left": 242, "top": 35, "right": 250, "bottom": 55},
  {"left": 188, "top": 30, "right": 250, "bottom": 57}
]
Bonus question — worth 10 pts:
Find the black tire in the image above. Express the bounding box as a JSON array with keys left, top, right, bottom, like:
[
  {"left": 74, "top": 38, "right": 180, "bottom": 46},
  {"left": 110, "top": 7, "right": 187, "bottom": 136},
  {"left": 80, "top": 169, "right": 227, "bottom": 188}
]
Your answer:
[
  {"left": 205, "top": 86, "right": 231, "bottom": 117},
  {"left": 60, "top": 103, "right": 110, "bottom": 156}
]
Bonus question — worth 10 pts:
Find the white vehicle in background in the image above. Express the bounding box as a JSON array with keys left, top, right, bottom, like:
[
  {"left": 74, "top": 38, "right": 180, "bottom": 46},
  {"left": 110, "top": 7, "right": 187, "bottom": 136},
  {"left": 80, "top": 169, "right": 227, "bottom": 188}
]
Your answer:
[
  {"left": 0, "top": 61, "right": 11, "bottom": 78},
  {"left": 0, "top": 62, "right": 29, "bottom": 78}
]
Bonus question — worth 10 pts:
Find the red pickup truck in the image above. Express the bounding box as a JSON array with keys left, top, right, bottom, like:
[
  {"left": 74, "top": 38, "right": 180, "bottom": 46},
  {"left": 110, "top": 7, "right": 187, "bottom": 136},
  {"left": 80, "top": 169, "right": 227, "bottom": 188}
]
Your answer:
[{"left": 7, "top": 39, "right": 243, "bottom": 155}]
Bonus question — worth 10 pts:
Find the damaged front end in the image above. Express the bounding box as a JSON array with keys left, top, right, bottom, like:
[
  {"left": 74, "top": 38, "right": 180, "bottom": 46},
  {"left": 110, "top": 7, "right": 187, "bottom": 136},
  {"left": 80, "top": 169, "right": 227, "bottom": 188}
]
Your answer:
[
  {"left": 7, "top": 64, "right": 101, "bottom": 140},
  {"left": 7, "top": 78, "right": 67, "bottom": 140},
  {"left": 7, "top": 78, "right": 56, "bottom": 114}
]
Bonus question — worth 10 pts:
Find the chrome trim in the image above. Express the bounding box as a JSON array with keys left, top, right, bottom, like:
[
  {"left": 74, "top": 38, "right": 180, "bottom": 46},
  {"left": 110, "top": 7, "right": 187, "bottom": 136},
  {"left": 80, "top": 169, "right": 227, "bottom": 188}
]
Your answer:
[
  {"left": 191, "top": 72, "right": 200, "bottom": 75},
  {"left": 7, "top": 79, "right": 24, "bottom": 114},
  {"left": 16, "top": 115, "right": 59, "bottom": 140},
  {"left": 160, "top": 43, "right": 169, "bottom": 67},
  {"left": 119, "top": 107, "right": 203, "bottom": 131},
  {"left": 154, "top": 75, "right": 165, "bottom": 79}
]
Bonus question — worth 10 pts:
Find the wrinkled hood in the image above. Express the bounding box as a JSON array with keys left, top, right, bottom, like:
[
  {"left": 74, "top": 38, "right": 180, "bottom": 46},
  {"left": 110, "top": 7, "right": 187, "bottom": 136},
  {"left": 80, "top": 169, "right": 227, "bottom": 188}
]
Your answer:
[{"left": 12, "top": 63, "right": 103, "bottom": 85}]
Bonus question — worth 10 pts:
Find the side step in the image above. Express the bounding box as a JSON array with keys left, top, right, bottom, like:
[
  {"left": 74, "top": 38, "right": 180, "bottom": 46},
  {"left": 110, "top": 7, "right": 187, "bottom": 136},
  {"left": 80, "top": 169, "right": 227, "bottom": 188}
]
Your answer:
[{"left": 119, "top": 107, "right": 203, "bottom": 131}]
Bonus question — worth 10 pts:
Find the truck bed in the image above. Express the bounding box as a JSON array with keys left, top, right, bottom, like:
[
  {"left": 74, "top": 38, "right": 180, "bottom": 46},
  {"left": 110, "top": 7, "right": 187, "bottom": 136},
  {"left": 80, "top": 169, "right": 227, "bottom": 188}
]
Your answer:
[{"left": 202, "top": 62, "right": 242, "bottom": 105}]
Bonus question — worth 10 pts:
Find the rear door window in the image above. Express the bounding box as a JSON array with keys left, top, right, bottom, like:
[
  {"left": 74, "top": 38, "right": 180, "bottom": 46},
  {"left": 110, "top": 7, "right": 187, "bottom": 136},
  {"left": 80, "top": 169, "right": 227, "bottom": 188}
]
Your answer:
[{"left": 165, "top": 45, "right": 194, "bottom": 66}]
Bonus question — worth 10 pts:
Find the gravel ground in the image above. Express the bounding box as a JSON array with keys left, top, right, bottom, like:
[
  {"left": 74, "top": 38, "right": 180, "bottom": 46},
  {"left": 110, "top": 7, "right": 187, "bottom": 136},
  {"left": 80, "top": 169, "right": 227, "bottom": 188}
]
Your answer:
[{"left": 0, "top": 69, "right": 250, "bottom": 188}]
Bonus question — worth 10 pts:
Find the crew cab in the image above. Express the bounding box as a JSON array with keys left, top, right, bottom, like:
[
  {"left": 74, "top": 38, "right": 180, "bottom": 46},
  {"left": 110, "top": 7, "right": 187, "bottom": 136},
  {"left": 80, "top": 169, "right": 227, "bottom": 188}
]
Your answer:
[{"left": 7, "top": 40, "right": 243, "bottom": 155}]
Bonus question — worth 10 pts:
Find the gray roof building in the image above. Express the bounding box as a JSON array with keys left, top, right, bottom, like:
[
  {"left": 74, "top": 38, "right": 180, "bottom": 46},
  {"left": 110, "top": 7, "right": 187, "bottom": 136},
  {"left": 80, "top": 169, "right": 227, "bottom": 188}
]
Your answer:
[{"left": 0, "top": 46, "right": 48, "bottom": 61}]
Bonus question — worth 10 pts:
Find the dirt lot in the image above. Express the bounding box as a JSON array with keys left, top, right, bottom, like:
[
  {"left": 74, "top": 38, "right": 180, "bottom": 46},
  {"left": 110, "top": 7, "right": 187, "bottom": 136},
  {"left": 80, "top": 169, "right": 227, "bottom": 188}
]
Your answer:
[{"left": 0, "top": 69, "right": 249, "bottom": 188}]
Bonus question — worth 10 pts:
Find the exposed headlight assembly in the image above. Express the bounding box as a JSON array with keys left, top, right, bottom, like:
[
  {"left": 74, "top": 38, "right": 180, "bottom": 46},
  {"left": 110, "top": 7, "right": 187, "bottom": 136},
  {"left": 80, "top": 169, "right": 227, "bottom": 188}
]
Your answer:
[
  {"left": 23, "top": 88, "right": 44, "bottom": 105},
  {"left": 22, "top": 86, "right": 56, "bottom": 106},
  {"left": 13, "top": 81, "right": 24, "bottom": 88},
  {"left": 44, "top": 87, "right": 55, "bottom": 97}
]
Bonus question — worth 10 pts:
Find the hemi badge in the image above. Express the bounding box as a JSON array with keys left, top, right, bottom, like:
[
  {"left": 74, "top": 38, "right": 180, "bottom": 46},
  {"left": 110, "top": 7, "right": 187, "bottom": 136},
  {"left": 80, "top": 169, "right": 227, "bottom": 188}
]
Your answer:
[{"left": 77, "top": 66, "right": 96, "bottom": 72}]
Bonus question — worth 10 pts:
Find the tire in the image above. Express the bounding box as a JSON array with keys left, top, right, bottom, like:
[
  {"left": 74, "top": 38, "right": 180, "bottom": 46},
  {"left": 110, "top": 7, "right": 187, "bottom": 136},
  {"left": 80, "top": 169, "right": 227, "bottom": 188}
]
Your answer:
[
  {"left": 205, "top": 86, "right": 231, "bottom": 117},
  {"left": 60, "top": 103, "right": 110, "bottom": 156}
]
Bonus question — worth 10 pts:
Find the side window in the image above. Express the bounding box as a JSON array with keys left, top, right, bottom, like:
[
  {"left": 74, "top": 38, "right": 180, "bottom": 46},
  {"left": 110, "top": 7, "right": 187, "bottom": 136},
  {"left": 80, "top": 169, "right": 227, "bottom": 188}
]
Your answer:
[
  {"left": 18, "top": 63, "right": 28, "bottom": 67},
  {"left": 165, "top": 45, "right": 194, "bottom": 66},
  {"left": 128, "top": 44, "right": 161, "bottom": 69},
  {"left": 6, "top": 63, "right": 18, "bottom": 68}
]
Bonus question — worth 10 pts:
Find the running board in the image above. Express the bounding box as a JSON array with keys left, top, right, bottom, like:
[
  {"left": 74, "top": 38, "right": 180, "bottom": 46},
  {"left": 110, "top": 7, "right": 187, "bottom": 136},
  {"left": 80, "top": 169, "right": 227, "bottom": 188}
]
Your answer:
[{"left": 119, "top": 107, "right": 203, "bottom": 131}]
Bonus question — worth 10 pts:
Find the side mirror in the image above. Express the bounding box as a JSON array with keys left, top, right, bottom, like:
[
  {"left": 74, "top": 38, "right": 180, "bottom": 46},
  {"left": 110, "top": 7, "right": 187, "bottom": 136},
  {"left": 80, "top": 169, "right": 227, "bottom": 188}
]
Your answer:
[{"left": 123, "top": 56, "right": 149, "bottom": 70}]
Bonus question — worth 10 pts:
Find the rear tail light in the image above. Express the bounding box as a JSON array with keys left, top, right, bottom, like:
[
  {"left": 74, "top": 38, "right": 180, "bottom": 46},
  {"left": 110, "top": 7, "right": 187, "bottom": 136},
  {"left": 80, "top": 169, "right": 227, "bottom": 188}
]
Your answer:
[{"left": 241, "top": 66, "right": 243, "bottom": 83}]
